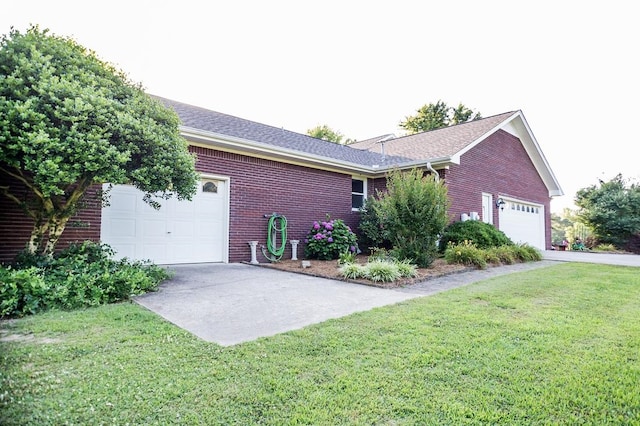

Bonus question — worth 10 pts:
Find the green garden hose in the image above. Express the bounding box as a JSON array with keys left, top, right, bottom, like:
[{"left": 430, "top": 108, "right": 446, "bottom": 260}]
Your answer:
[{"left": 262, "top": 214, "right": 287, "bottom": 261}]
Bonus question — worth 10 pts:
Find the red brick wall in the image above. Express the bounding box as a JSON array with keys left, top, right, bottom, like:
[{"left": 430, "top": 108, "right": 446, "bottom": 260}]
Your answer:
[
  {"left": 443, "top": 130, "right": 552, "bottom": 248},
  {"left": 191, "top": 146, "right": 360, "bottom": 262},
  {"left": 1, "top": 132, "right": 552, "bottom": 263},
  {"left": 1, "top": 150, "right": 361, "bottom": 264},
  {"left": 0, "top": 171, "right": 101, "bottom": 264}
]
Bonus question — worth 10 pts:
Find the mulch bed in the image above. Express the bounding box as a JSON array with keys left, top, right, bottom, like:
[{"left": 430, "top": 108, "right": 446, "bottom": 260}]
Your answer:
[{"left": 252, "top": 256, "right": 472, "bottom": 289}]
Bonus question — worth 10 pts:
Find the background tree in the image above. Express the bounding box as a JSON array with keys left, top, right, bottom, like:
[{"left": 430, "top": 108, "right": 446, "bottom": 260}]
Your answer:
[
  {"left": 574, "top": 174, "right": 640, "bottom": 248},
  {"left": 0, "top": 26, "right": 199, "bottom": 256},
  {"left": 399, "top": 101, "right": 482, "bottom": 134},
  {"left": 307, "top": 124, "right": 344, "bottom": 144},
  {"left": 551, "top": 208, "right": 592, "bottom": 247}
]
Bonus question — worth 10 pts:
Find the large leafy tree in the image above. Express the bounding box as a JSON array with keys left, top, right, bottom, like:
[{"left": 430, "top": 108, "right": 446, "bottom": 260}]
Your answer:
[
  {"left": 575, "top": 174, "right": 640, "bottom": 247},
  {"left": 399, "top": 101, "right": 482, "bottom": 134},
  {"left": 0, "top": 26, "right": 199, "bottom": 256}
]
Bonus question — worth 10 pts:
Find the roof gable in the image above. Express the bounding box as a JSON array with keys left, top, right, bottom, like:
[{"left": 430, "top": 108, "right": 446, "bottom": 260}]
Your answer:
[{"left": 351, "top": 112, "right": 517, "bottom": 161}]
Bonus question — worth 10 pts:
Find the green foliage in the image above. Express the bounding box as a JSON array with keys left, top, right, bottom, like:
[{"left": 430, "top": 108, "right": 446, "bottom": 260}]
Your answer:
[
  {"left": 445, "top": 241, "right": 542, "bottom": 269},
  {"left": 395, "top": 259, "right": 418, "bottom": 278},
  {"left": 0, "top": 242, "right": 170, "bottom": 317},
  {"left": 374, "top": 168, "right": 449, "bottom": 267},
  {"left": 593, "top": 243, "right": 617, "bottom": 252},
  {"left": 444, "top": 240, "right": 488, "bottom": 269},
  {"left": 339, "top": 263, "right": 366, "bottom": 280},
  {"left": 0, "top": 267, "right": 48, "bottom": 317},
  {"left": 399, "top": 100, "right": 482, "bottom": 134},
  {"left": 552, "top": 209, "right": 593, "bottom": 246},
  {"left": 337, "top": 251, "right": 357, "bottom": 265},
  {"left": 304, "top": 218, "right": 358, "bottom": 260},
  {"left": 339, "top": 258, "right": 418, "bottom": 282},
  {"left": 364, "top": 260, "right": 401, "bottom": 283},
  {"left": 357, "top": 196, "right": 392, "bottom": 250},
  {"left": 512, "top": 244, "right": 544, "bottom": 262},
  {"left": 575, "top": 174, "right": 640, "bottom": 248},
  {"left": 306, "top": 124, "right": 344, "bottom": 144},
  {"left": 439, "top": 220, "right": 513, "bottom": 251},
  {"left": 0, "top": 26, "right": 198, "bottom": 256},
  {"left": 487, "top": 245, "right": 517, "bottom": 265}
]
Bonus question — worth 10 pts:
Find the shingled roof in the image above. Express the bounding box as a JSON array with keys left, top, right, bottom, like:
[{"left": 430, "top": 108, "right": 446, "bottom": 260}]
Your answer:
[
  {"left": 152, "top": 96, "right": 562, "bottom": 195},
  {"left": 154, "top": 96, "right": 407, "bottom": 169},
  {"left": 350, "top": 112, "right": 517, "bottom": 161}
]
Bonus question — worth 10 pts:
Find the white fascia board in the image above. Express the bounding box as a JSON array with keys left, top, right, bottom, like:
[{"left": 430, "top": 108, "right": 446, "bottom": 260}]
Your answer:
[
  {"left": 181, "top": 126, "right": 378, "bottom": 175},
  {"left": 454, "top": 111, "right": 522, "bottom": 159},
  {"left": 507, "top": 112, "right": 564, "bottom": 197}
]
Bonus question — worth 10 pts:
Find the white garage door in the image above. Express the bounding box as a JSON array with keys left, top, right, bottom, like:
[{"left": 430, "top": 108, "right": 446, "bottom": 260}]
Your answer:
[
  {"left": 100, "top": 178, "right": 228, "bottom": 264},
  {"left": 498, "top": 199, "right": 545, "bottom": 250}
]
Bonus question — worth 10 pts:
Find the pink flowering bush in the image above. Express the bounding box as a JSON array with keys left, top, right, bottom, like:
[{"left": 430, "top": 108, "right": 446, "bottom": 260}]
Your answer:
[{"left": 304, "top": 218, "right": 358, "bottom": 260}]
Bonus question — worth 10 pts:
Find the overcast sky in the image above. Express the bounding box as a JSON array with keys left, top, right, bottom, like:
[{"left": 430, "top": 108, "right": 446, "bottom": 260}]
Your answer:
[{"left": 3, "top": 1, "right": 638, "bottom": 213}]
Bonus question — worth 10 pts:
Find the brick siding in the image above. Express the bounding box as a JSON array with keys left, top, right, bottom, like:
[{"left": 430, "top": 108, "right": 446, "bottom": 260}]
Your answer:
[
  {"left": 0, "top": 131, "right": 552, "bottom": 263},
  {"left": 0, "top": 171, "right": 101, "bottom": 263},
  {"left": 443, "top": 130, "right": 552, "bottom": 248},
  {"left": 191, "top": 146, "right": 360, "bottom": 262}
]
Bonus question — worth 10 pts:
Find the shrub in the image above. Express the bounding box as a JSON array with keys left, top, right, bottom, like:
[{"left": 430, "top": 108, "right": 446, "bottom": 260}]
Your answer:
[
  {"left": 395, "top": 259, "right": 418, "bottom": 278},
  {"left": 339, "top": 258, "right": 418, "bottom": 282},
  {"left": 364, "top": 260, "right": 401, "bottom": 283},
  {"left": 593, "top": 243, "right": 617, "bottom": 252},
  {"left": 304, "top": 218, "right": 358, "bottom": 260},
  {"left": 1, "top": 241, "right": 170, "bottom": 318},
  {"left": 337, "top": 251, "right": 358, "bottom": 265},
  {"left": 367, "top": 247, "right": 395, "bottom": 262},
  {"left": 340, "top": 263, "right": 366, "bottom": 280},
  {"left": 444, "top": 241, "right": 487, "bottom": 269},
  {"left": 488, "top": 245, "right": 517, "bottom": 265},
  {"left": 0, "top": 267, "right": 49, "bottom": 317},
  {"left": 439, "top": 220, "right": 513, "bottom": 252},
  {"left": 374, "top": 168, "right": 449, "bottom": 267},
  {"left": 512, "top": 244, "right": 543, "bottom": 262},
  {"left": 358, "top": 197, "right": 392, "bottom": 250}
]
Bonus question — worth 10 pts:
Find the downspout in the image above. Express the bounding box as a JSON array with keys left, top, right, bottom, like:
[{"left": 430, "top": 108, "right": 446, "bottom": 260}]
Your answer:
[{"left": 426, "top": 162, "right": 439, "bottom": 181}]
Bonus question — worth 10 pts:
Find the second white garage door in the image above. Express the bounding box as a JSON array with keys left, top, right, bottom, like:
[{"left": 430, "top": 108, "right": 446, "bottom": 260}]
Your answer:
[
  {"left": 498, "top": 199, "right": 545, "bottom": 250},
  {"left": 100, "top": 178, "right": 229, "bottom": 264}
]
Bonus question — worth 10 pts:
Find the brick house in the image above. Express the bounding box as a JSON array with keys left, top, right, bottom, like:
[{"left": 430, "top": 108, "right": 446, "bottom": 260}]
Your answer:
[{"left": 0, "top": 97, "right": 562, "bottom": 264}]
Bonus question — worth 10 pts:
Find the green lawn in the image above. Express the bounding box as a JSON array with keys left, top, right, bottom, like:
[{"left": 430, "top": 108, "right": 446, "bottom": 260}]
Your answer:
[{"left": 1, "top": 263, "right": 639, "bottom": 425}]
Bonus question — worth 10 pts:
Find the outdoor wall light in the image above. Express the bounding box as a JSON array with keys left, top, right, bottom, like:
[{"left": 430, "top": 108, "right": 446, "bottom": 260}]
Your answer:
[{"left": 496, "top": 197, "right": 506, "bottom": 210}]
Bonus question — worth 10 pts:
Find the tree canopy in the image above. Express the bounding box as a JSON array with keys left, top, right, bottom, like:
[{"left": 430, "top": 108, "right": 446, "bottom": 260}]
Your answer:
[
  {"left": 307, "top": 124, "right": 345, "bottom": 144},
  {"left": 574, "top": 174, "right": 640, "bottom": 248},
  {"left": 0, "top": 26, "right": 199, "bottom": 256},
  {"left": 399, "top": 101, "right": 482, "bottom": 134}
]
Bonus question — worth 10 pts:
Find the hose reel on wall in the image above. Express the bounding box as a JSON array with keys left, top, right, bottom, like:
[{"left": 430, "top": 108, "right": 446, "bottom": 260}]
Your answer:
[{"left": 261, "top": 213, "right": 287, "bottom": 262}]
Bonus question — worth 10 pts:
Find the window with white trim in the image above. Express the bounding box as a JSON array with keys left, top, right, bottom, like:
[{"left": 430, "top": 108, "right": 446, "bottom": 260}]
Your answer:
[{"left": 351, "top": 178, "right": 367, "bottom": 210}]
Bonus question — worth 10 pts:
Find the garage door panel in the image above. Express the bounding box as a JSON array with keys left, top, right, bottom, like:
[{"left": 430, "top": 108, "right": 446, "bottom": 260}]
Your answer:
[
  {"left": 498, "top": 200, "right": 545, "bottom": 250},
  {"left": 101, "top": 179, "right": 228, "bottom": 264},
  {"left": 108, "top": 218, "right": 136, "bottom": 237}
]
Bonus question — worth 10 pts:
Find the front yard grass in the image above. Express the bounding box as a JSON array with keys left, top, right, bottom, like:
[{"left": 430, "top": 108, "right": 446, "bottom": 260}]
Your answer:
[{"left": 1, "top": 263, "right": 639, "bottom": 424}]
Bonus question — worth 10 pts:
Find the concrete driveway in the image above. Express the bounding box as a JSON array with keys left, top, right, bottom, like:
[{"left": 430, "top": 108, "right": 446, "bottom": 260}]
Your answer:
[
  {"left": 135, "top": 263, "right": 422, "bottom": 346},
  {"left": 543, "top": 250, "right": 640, "bottom": 267},
  {"left": 135, "top": 251, "right": 638, "bottom": 346}
]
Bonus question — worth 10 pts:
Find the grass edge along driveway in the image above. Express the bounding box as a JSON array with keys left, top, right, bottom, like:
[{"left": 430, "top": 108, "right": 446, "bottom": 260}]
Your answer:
[{"left": 1, "top": 263, "right": 639, "bottom": 425}]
